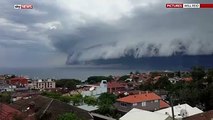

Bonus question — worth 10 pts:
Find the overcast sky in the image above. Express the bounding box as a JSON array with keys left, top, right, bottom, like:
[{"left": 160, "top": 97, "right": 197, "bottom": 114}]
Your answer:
[{"left": 0, "top": 0, "right": 213, "bottom": 67}]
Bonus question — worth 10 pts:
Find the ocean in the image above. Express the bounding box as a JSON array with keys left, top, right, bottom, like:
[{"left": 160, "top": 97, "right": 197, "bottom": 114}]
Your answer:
[{"left": 0, "top": 67, "right": 146, "bottom": 81}]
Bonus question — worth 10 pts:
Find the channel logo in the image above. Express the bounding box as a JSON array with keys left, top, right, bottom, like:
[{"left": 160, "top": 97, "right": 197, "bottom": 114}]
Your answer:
[
  {"left": 14, "top": 4, "right": 33, "bottom": 9},
  {"left": 14, "top": 4, "right": 21, "bottom": 9}
]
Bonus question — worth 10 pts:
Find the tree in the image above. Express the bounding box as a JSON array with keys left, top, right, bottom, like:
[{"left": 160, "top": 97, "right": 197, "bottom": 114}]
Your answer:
[
  {"left": 41, "top": 91, "right": 61, "bottom": 99},
  {"left": 206, "top": 69, "right": 213, "bottom": 84},
  {"left": 135, "top": 71, "right": 140, "bottom": 74},
  {"left": 56, "top": 79, "right": 81, "bottom": 90},
  {"left": 0, "top": 92, "right": 11, "bottom": 103},
  {"left": 59, "top": 96, "right": 72, "bottom": 103},
  {"left": 139, "top": 82, "right": 154, "bottom": 91},
  {"left": 70, "top": 94, "right": 83, "bottom": 106},
  {"left": 200, "top": 83, "right": 213, "bottom": 110},
  {"left": 97, "top": 93, "right": 116, "bottom": 115},
  {"left": 118, "top": 75, "right": 129, "bottom": 82},
  {"left": 191, "top": 66, "right": 206, "bottom": 81},
  {"left": 57, "top": 113, "right": 82, "bottom": 120},
  {"left": 154, "top": 76, "right": 172, "bottom": 90},
  {"left": 176, "top": 87, "right": 201, "bottom": 106},
  {"left": 176, "top": 71, "right": 181, "bottom": 77},
  {"left": 83, "top": 96, "right": 97, "bottom": 106},
  {"left": 85, "top": 76, "right": 113, "bottom": 84}
]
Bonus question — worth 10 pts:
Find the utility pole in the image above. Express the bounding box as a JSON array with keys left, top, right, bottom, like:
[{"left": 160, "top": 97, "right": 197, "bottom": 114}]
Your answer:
[{"left": 170, "top": 94, "right": 175, "bottom": 120}]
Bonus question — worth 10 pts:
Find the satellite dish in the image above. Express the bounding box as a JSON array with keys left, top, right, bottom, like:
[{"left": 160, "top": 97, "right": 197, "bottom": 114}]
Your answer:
[{"left": 180, "top": 109, "right": 188, "bottom": 117}]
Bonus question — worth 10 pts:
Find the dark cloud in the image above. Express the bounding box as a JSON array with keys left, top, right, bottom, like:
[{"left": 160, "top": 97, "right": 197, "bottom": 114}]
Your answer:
[{"left": 48, "top": 2, "right": 213, "bottom": 64}]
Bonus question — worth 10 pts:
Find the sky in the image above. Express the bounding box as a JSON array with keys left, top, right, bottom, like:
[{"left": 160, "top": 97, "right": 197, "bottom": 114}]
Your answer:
[{"left": 0, "top": 0, "right": 213, "bottom": 68}]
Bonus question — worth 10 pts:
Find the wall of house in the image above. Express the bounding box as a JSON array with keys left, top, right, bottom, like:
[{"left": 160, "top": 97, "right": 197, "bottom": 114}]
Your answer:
[
  {"left": 117, "top": 99, "right": 160, "bottom": 111},
  {"left": 115, "top": 101, "right": 133, "bottom": 112},
  {"left": 134, "top": 99, "right": 160, "bottom": 111},
  {"left": 108, "top": 87, "right": 125, "bottom": 93}
]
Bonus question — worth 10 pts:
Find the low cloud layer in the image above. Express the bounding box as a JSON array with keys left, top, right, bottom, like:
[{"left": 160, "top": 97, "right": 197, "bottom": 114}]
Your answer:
[{"left": 0, "top": 0, "right": 212, "bottom": 67}]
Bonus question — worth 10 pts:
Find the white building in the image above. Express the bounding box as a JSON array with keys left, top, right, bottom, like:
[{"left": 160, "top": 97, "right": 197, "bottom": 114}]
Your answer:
[
  {"left": 168, "top": 77, "right": 181, "bottom": 84},
  {"left": 0, "top": 85, "right": 16, "bottom": 92},
  {"left": 81, "top": 80, "right": 107, "bottom": 98},
  {"left": 32, "top": 79, "right": 55, "bottom": 90},
  {"left": 155, "top": 104, "right": 203, "bottom": 120},
  {"left": 120, "top": 108, "right": 172, "bottom": 120}
]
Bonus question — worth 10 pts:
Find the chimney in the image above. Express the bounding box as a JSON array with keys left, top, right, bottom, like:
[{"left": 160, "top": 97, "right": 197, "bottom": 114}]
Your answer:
[{"left": 145, "top": 91, "right": 148, "bottom": 96}]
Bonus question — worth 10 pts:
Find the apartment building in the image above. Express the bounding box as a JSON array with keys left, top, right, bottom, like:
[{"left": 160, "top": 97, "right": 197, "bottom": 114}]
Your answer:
[{"left": 32, "top": 79, "right": 55, "bottom": 90}]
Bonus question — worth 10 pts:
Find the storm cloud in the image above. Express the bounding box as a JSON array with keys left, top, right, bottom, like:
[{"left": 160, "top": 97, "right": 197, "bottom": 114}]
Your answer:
[
  {"left": 0, "top": 0, "right": 213, "bottom": 67},
  {"left": 49, "top": 0, "right": 213, "bottom": 64}
]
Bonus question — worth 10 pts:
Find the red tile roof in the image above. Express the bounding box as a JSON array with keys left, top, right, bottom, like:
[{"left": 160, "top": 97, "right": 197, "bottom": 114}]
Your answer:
[
  {"left": 160, "top": 100, "right": 170, "bottom": 109},
  {"left": 117, "top": 92, "right": 161, "bottom": 103},
  {"left": 9, "top": 77, "right": 28, "bottom": 85},
  {"left": 107, "top": 81, "right": 126, "bottom": 88},
  {"left": 0, "top": 103, "right": 21, "bottom": 120},
  {"left": 182, "top": 77, "right": 193, "bottom": 82}
]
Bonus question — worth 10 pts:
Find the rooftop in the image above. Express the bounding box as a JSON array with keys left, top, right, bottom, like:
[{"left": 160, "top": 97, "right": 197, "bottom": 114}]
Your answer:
[
  {"left": 155, "top": 103, "right": 203, "bottom": 119},
  {"left": 160, "top": 100, "right": 170, "bottom": 109},
  {"left": 120, "top": 108, "right": 171, "bottom": 120},
  {"left": 107, "top": 81, "right": 126, "bottom": 88},
  {"left": 183, "top": 110, "right": 213, "bottom": 120},
  {"left": 0, "top": 103, "right": 21, "bottom": 120},
  {"left": 117, "top": 92, "right": 161, "bottom": 103},
  {"left": 10, "top": 95, "right": 93, "bottom": 120},
  {"left": 77, "top": 104, "right": 98, "bottom": 112}
]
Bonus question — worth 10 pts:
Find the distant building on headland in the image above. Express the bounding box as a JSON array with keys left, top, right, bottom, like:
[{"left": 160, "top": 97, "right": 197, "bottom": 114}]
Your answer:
[{"left": 31, "top": 79, "right": 56, "bottom": 90}]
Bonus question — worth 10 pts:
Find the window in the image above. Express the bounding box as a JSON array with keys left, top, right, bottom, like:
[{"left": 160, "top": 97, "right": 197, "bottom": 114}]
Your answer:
[
  {"left": 121, "top": 103, "right": 127, "bottom": 107},
  {"left": 141, "top": 102, "right": 146, "bottom": 106},
  {"left": 133, "top": 103, "right": 137, "bottom": 106},
  {"left": 154, "top": 100, "right": 158, "bottom": 103}
]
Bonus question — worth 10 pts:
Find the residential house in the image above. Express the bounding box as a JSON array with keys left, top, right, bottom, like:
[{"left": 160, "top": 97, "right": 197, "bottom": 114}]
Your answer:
[
  {"left": 0, "top": 103, "right": 22, "bottom": 120},
  {"left": 120, "top": 108, "right": 172, "bottom": 120},
  {"left": 81, "top": 80, "right": 107, "bottom": 97},
  {"left": 153, "top": 76, "right": 162, "bottom": 83},
  {"left": 11, "top": 91, "right": 40, "bottom": 102},
  {"left": 0, "top": 76, "right": 16, "bottom": 92},
  {"left": 155, "top": 103, "right": 203, "bottom": 120},
  {"left": 0, "top": 84, "right": 16, "bottom": 92},
  {"left": 0, "top": 76, "right": 6, "bottom": 84},
  {"left": 107, "top": 81, "right": 126, "bottom": 94},
  {"left": 9, "top": 95, "right": 93, "bottom": 120},
  {"left": 114, "top": 92, "right": 170, "bottom": 112},
  {"left": 183, "top": 110, "right": 213, "bottom": 120},
  {"left": 8, "top": 77, "right": 28, "bottom": 87}
]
